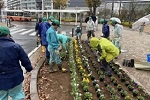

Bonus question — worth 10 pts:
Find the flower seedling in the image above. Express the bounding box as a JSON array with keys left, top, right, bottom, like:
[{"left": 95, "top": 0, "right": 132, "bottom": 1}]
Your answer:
[
  {"left": 117, "top": 84, "right": 122, "bottom": 91},
  {"left": 84, "top": 92, "right": 93, "bottom": 100},
  {"left": 125, "top": 95, "right": 132, "bottom": 100},
  {"left": 125, "top": 81, "right": 130, "bottom": 86},
  {"left": 111, "top": 94, "right": 120, "bottom": 100},
  {"left": 127, "top": 85, "right": 134, "bottom": 91},
  {"left": 137, "top": 96, "right": 145, "bottom": 100},
  {"left": 99, "top": 75, "right": 105, "bottom": 82},
  {"left": 83, "top": 85, "right": 89, "bottom": 92},
  {"left": 132, "top": 89, "right": 139, "bottom": 97},
  {"left": 120, "top": 90, "right": 127, "bottom": 97}
]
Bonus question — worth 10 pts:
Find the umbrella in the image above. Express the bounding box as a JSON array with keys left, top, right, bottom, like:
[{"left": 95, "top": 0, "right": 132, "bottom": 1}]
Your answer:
[
  {"left": 110, "top": 17, "right": 121, "bottom": 23},
  {"left": 85, "top": 16, "right": 97, "bottom": 23},
  {"left": 137, "top": 17, "right": 149, "bottom": 23}
]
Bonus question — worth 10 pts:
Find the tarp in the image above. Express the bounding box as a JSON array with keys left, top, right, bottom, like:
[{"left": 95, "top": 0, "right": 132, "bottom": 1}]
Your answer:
[{"left": 135, "top": 62, "right": 150, "bottom": 70}]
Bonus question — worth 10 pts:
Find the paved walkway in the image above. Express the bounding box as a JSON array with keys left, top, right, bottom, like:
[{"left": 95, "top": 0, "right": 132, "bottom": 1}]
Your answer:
[{"left": 81, "top": 24, "right": 150, "bottom": 94}]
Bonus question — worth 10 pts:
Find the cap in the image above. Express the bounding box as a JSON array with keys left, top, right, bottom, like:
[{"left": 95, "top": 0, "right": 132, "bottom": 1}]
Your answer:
[
  {"left": 48, "top": 16, "right": 55, "bottom": 22},
  {"left": 0, "top": 26, "right": 10, "bottom": 36},
  {"left": 53, "top": 20, "right": 60, "bottom": 27},
  {"left": 100, "top": 19, "right": 104, "bottom": 24},
  {"left": 111, "top": 19, "right": 117, "bottom": 24},
  {"left": 42, "top": 17, "right": 47, "bottom": 22}
]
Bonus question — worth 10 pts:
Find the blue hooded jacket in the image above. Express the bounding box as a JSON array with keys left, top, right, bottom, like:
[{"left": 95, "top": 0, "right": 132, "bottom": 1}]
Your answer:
[
  {"left": 38, "top": 22, "right": 51, "bottom": 45},
  {"left": 102, "top": 21, "right": 110, "bottom": 38},
  {"left": 0, "top": 37, "right": 32, "bottom": 90}
]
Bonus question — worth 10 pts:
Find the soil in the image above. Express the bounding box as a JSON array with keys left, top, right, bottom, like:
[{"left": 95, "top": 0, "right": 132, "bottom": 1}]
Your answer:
[
  {"left": 37, "top": 40, "right": 149, "bottom": 100},
  {"left": 37, "top": 61, "right": 73, "bottom": 100}
]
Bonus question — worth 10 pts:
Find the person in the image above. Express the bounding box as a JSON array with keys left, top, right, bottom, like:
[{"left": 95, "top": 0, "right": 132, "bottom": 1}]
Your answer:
[
  {"left": 46, "top": 20, "right": 67, "bottom": 73},
  {"left": 38, "top": 17, "right": 53, "bottom": 65},
  {"left": 90, "top": 37, "right": 119, "bottom": 74},
  {"left": 57, "top": 33, "right": 72, "bottom": 60},
  {"left": 86, "top": 16, "right": 95, "bottom": 42},
  {"left": 0, "top": 26, "right": 33, "bottom": 100},
  {"left": 139, "top": 22, "right": 145, "bottom": 34},
  {"left": 111, "top": 19, "right": 123, "bottom": 52},
  {"left": 57, "top": 33, "right": 72, "bottom": 51},
  {"left": 35, "top": 18, "right": 42, "bottom": 46},
  {"left": 75, "top": 25, "right": 82, "bottom": 40},
  {"left": 100, "top": 19, "right": 110, "bottom": 39}
]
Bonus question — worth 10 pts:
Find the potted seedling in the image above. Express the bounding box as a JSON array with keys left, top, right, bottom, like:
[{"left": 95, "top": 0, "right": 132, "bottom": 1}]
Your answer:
[
  {"left": 110, "top": 88, "right": 116, "bottom": 95},
  {"left": 137, "top": 85, "right": 143, "bottom": 91},
  {"left": 110, "top": 76, "right": 115, "bottom": 82},
  {"left": 127, "top": 85, "right": 134, "bottom": 91},
  {"left": 114, "top": 69, "right": 119, "bottom": 74},
  {"left": 132, "top": 89, "right": 139, "bottom": 97},
  {"left": 83, "top": 85, "right": 89, "bottom": 92},
  {"left": 104, "top": 81, "right": 108, "bottom": 87},
  {"left": 96, "top": 89, "right": 102, "bottom": 98},
  {"left": 137, "top": 96, "right": 145, "bottom": 100},
  {"left": 125, "top": 81, "right": 130, "bottom": 86},
  {"left": 98, "top": 70, "right": 104, "bottom": 75},
  {"left": 107, "top": 72, "right": 112, "bottom": 77},
  {"left": 125, "top": 96, "right": 132, "bottom": 100},
  {"left": 99, "top": 94, "right": 105, "bottom": 100},
  {"left": 120, "top": 75, "right": 126, "bottom": 82},
  {"left": 111, "top": 95, "right": 120, "bottom": 100},
  {"left": 99, "top": 74, "right": 105, "bottom": 82},
  {"left": 117, "top": 72, "right": 123, "bottom": 78},
  {"left": 111, "top": 66, "right": 116, "bottom": 71},
  {"left": 113, "top": 80, "right": 118, "bottom": 86},
  {"left": 95, "top": 84, "right": 100, "bottom": 91},
  {"left": 92, "top": 79, "right": 98, "bottom": 86},
  {"left": 90, "top": 74, "right": 95, "bottom": 81},
  {"left": 84, "top": 92, "right": 93, "bottom": 100},
  {"left": 117, "top": 84, "right": 122, "bottom": 91},
  {"left": 120, "top": 90, "right": 127, "bottom": 97},
  {"left": 143, "top": 92, "right": 150, "bottom": 98}
]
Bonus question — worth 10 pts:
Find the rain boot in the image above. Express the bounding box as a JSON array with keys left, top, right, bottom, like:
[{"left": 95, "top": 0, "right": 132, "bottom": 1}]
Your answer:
[
  {"left": 45, "top": 56, "right": 50, "bottom": 65},
  {"left": 57, "top": 64, "right": 67, "bottom": 73},
  {"left": 49, "top": 63, "right": 57, "bottom": 73},
  {"left": 41, "top": 46, "right": 45, "bottom": 53}
]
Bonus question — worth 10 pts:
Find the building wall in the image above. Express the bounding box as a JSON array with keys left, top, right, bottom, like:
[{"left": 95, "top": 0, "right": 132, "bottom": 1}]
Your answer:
[{"left": 7, "top": 0, "right": 21, "bottom": 10}]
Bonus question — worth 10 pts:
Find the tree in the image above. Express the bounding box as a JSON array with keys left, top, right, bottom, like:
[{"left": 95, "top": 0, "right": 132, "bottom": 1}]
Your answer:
[
  {"left": 53, "top": 0, "right": 68, "bottom": 9},
  {"left": 0, "top": 0, "right": 4, "bottom": 22},
  {"left": 127, "top": 0, "right": 140, "bottom": 24},
  {"left": 84, "top": 0, "right": 102, "bottom": 16}
]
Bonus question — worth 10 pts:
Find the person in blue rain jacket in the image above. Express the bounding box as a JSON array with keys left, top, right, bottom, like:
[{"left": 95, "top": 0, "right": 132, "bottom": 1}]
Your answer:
[
  {"left": 0, "top": 26, "right": 33, "bottom": 100},
  {"left": 38, "top": 17, "right": 53, "bottom": 64}
]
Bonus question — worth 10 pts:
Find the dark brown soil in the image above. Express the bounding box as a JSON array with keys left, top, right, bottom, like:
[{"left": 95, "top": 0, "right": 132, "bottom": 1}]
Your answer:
[{"left": 37, "top": 61, "right": 73, "bottom": 100}]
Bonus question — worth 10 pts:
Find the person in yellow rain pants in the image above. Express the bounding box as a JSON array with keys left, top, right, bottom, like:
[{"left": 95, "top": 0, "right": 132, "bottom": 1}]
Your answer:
[{"left": 90, "top": 37, "right": 119, "bottom": 74}]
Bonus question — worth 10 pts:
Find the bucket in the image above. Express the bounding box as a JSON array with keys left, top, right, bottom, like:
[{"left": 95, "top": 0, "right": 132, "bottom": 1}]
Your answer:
[{"left": 147, "top": 54, "right": 150, "bottom": 62}]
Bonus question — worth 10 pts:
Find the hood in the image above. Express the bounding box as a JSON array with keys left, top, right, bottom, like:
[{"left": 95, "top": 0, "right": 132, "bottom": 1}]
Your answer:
[{"left": 90, "top": 37, "right": 99, "bottom": 49}]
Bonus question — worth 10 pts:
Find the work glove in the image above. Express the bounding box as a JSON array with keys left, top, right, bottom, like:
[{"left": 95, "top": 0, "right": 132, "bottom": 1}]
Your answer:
[{"left": 55, "top": 50, "right": 60, "bottom": 55}]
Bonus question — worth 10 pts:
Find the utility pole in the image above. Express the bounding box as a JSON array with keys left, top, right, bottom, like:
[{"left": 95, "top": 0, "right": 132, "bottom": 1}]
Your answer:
[
  {"left": 111, "top": 0, "right": 115, "bottom": 17},
  {"left": 42, "top": 0, "right": 44, "bottom": 17},
  {"left": 51, "top": 0, "right": 53, "bottom": 15}
]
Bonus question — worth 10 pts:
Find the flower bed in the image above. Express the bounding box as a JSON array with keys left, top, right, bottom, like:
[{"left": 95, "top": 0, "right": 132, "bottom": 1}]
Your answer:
[{"left": 37, "top": 39, "right": 150, "bottom": 100}]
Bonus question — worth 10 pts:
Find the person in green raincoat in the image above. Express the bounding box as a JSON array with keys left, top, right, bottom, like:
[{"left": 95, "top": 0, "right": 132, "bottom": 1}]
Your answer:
[
  {"left": 90, "top": 37, "right": 119, "bottom": 74},
  {"left": 57, "top": 33, "right": 72, "bottom": 60}
]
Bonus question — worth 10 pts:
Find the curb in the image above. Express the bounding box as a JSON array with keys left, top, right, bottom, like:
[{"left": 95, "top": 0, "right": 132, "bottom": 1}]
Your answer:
[{"left": 30, "top": 54, "right": 46, "bottom": 100}]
